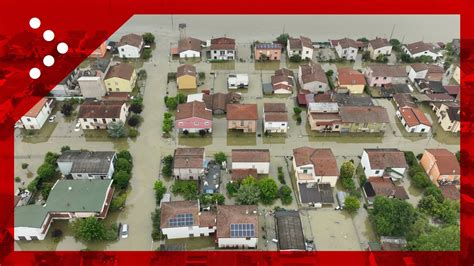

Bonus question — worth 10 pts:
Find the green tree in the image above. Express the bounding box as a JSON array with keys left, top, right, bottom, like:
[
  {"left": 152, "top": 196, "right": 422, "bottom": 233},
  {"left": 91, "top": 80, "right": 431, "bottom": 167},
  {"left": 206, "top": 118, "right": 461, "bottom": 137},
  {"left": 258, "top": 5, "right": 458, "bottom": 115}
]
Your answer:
[
  {"left": 176, "top": 93, "right": 187, "bottom": 104},
  {"left": 44, "top": 152, "right": 59, "bottom": 165},
  {"left": 235, "top": 182, "right": 260, "bottom": 205},
  {"left": 115, "top": 158, "right": 132, "bottom": 173},
  {"left": 362, "top": 51, "right": 371, "bottom": 61},
  {"left": 276, "top": 33, "right": 290, "bottom": 47},
  {"left": 424, "top": 186, "right": 444, "bottom": 203},
  {"left": 110, "top": 192, "right": 128, "bottom": 211},
  {"left": 113, "top": 170, "right": 131, "bottom": 189},
  {"left": 418, "top": 195, "right": 439, "bottom": 214},
  {"left": 340, "top": 161, "right": 355, "bottom": 179},
  {"left": 214, "top": 152, "right": 227, "bottom": 165},
  {"left": 289, "top": 54, "right": 302, "bottom": 63},
  {"left": 370, "top": 197, "right": 417, "bottom": 237},
  {"left": 165, "top": 97, "right": 178, "bottom": 110},
  {"left": 226, "top": 182, "right": 240, "bottom": 197},
  {"left": 409, "top": 226, "right": 460, "bottom": 251},
  {"left": 127, "top": 114, "right": 141, "bottom": 127},
  {"left": 41, "top": 183, "right": 53, "bottom": 200},
  {"left": 411, "top": 172, "right": 431, "bottom": 189},
  {"left": 432, "top": 200, "right": 459, "bottom": 225},
  {"left": 142, "top": 32, "right": 155, "bottom": 45},
  {"left": 61, "top": 101, "right": 74, "bottom": 116},
  {"left": 376, "top": 54, "right": 389, "bottom": 63},
  {"left": 107, "top": 121, "right": 126, "bottom": 138},
  {"left": 162, "top": 118, "right": 173, "bottom": 134},
  {"left": 344, "top": 196, "right": 360, "bottom": 214},
  {"left": 153, "top": 181, "right": 167, "bottom": 204},
  {"left": 142, "top": 49, "right": 152, "bottom": 60},
  {"left": 326, "top": 70, "right": 334, "bottom": 77},
  {"left": 130, "top": 97, "right": 144, "bottom": 113},
  {"left": 72, "top": 217, "right": 107, "bottom": 241},
  {"left": 151, "top": 209, "right": 164, "bottom": 240},
  {"left": 162, "top": 155, "right": 173, "bottom": 177},
  {"left": 279, "top": 185, "right": 293, "bottom": 205},
  {"left": 171, "top": 180, "right": 198, "bottom": 200},
  {"left": 455, "top": 151, "right": 461, "bottom": 162},
  {"left": 357, "top": 37, "right": 369, "bottom": 43},
  {"left": 61, "top": 146, "right": 71, "bottom": 152},
  {"left": 400, "top": 53, "right": 413, "bottom": 63},
  {"left": 37, "top": 163, "right": 56, "bottom": 179},
  {"left": 117, "top": 150, "right": 133, "bottom": 163},
  {"left": 293, "top": 107, "right": 302, "bottom": 115},
  {"left": 389, "top": 39, "right": 402, "bottom": 52},
  {"left": 257, "top": 178, "right": 279, "bottom": 204},
  {"left": 212, "top": 193, "right": 226, "bottom": 205}
]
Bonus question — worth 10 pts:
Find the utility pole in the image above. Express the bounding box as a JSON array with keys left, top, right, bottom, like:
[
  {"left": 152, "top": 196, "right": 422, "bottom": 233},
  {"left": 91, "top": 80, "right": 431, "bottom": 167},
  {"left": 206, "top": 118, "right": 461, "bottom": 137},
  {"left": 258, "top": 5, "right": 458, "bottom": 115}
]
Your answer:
[{"left": 389, "top": 24, "right": 396, "bottom": 40}]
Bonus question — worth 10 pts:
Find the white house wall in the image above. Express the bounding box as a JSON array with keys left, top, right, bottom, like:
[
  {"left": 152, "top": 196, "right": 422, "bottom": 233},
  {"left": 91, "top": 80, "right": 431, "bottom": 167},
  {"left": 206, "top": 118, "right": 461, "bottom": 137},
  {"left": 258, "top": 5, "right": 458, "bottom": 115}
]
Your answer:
[
  {"left": 218, "top": 237, "right": 258, "bottom": 248},
  {"left": 118, "top": 44, "right": 141, "bottom": 58},
  {"left": 232, "top": 162, "right": 270, "bottom": 174},
  {"left": 162, "top": 225, "right": 216, "bottom": 239}
]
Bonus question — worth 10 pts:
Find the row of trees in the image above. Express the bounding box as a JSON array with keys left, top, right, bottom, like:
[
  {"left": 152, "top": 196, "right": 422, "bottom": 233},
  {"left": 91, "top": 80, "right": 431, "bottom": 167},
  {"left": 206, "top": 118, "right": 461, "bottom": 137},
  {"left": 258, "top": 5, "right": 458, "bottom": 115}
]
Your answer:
[
  {"left": 162, "top": 112, "right": 174, "bottom": 136},
  {"left": 112, "top": 150, "right": 134, "bottom": 189},
  {"left": 164, "top": 93, "right": 186, "bottom": 111},
  {"left": 27, "top": 151, "right": 60, "bottom": 200},
  {"left": 226, "top": 176, "right": 293, "bottom": 205}
]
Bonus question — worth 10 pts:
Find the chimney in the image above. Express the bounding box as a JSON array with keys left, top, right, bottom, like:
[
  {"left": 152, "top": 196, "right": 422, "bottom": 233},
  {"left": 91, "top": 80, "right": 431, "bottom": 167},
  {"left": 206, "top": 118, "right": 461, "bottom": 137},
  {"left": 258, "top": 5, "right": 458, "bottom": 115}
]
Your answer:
[{"left": 245, "top": 209, "right": 249, "bottom": 215}]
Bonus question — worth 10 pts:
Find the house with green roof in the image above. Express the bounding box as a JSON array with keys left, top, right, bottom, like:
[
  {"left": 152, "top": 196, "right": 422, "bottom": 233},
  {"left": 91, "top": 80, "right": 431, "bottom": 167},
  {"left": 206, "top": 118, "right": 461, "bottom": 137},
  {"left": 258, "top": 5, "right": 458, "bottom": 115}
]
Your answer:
[{"left": 14, "top": 179, "right": 113, "bottom": 241}]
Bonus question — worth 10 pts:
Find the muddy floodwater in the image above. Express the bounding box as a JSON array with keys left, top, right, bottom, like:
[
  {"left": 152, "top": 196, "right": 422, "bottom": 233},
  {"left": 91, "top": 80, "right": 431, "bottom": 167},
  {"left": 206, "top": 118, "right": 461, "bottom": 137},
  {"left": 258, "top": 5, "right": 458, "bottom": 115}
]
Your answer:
[{"left": 14, "top": 15, "right": 459, "bottom": 251}]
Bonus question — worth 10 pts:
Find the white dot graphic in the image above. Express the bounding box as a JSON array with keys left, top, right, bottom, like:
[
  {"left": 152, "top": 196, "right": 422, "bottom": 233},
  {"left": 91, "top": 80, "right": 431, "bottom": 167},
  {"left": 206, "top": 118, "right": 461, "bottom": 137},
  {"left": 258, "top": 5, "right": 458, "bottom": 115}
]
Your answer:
[
  {"left": 43, "top": 30, "right": 55, "bottom": 42},
  {"left": 57, "top": 42, "right": 68, "bottom": 54},
  {"left": 29, "top": 68, "right": 41, "bottom": 79},
  {"left": 43, "top": 55, "right": 55, "bottom": 67},
  {"left": 29, "top": 18, "right": 41, "bottom": 29}
]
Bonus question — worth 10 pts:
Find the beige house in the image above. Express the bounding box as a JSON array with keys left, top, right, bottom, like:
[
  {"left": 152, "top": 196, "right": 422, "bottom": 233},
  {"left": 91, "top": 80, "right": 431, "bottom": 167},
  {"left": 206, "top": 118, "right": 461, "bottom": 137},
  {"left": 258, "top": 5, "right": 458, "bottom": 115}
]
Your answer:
[
  {"left": 177, "top": 64, "right": 198, "bottom": 90},
  {"left": 420, "top": 149, "right": 460, "bottom": 186},
  {"left": 104, "top": 63, "right": 137, "bottom": 93},
  {"left": 226, "top": 104, "right": 258, "bottom": 133},
  {"left": 337, "top": 67, "right": 366, "bottom": 94},
  {"left": 77, "top": 100, "right": 129, "bottom": 129},
  {"left": 432, "top": 102, "right": 460, "bottom": 133},
  {"left": 292, "top": 147, "right": 339, "bottom": 187}
]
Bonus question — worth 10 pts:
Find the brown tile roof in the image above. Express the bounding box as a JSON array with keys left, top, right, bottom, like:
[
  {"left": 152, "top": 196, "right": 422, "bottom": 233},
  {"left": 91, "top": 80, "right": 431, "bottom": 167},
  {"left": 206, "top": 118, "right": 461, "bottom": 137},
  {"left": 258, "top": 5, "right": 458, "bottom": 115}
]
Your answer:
[
  {"left": 288, "top": 38, "right": 302, "bottom": 50},
  {"left": 426, "top": 149, "right": 460, "bottom": 175},
  {"left": 439, "top": 185, "right": 460, "bottom": 201},
  {"left": 265, "top": 112, "right": 288, "bottom": 122},
  {"left": 226, "top": 104, "right": 258, "bottom": 120},
  {"left": 426, "top": 93, "right": 455, "bottom": 102},
  {"left": 300, "top": 63, "right": 328, "bottom": 84},
  {"left": 300, "top": 36, "right": 313, "bottom": 49},
  {"left": 271, "top": 74, "right": 292, "bottom": 85},
  {"left": 405, "top": 41, "right": 438, "bottom": 54},
  {"left": 210, "top": 37, "right": 236, "bottom": 50},
  {"left": 369, "top": 38, "right": 390, "bottom": 49},
  {"left": 275, "top": 68, "right": 294, "bottom": 77},
  {"left": 199, "top": 211, "right": 217, "bottom": 227},
  {"left": 176, "top": 101, "right": 212, "bottom": 121},
  {"left": 443, "top": 85, "right": 460, "bottom": 95},
  {"left": 118, "top": 33, "right": 143, "bottom": 48},
  {"left": 104, "top": 63, "right": 134, "bottom": 80},
  {"left": 177, "top": 64, "right": 196, "bottom": 78},
  {"left": 293, "top": 147, "right": 339, "bottom": 176},
  {"left": 364, "top": 149, "right": 407, "bottom": 169},
  {"left": 399, "top": 106, "right": 431, "bottom": 127},
  {"left": 216, "top": 205, "right": 258, "bottom": 238},
  {"left": 338, "top": 67, "right": 366, "bottom": 86},
  {"left": 203, "top": 92, "right": 241, "bottom": 112},
  {"left": 368, "top": 64, "right": 406, "bottom": 77},
  {"left": 427, "top": 64, "right": 444, "bottom": 74},
  {"left": 339, "top": 106, "right": 389, "bottom": 123},
  {"left": 335, "top": 38, "right": 364, "bottom": 49},
  {"left": 393, "top": 93, "right": 416, "bottom": 108},
  {"left": 272, "top": 83, "right": 292, "bottom": 92},
  {"left": 366, "top": 177, "right": 409, "bottom": 200},
  {"left": 160, "top": 201, "right": 199, "bottom": 228},
  {"left": 173, "top": 148, "right": 204, "bottom": 169},
  {"left": 178, "top": 37, "right": 203, "bottom": 53},
  {"left": 411, "top": 63, "right": 428, "bottom": 72},
  {"left": 264, "top": 103, "right": 286, "bottom": 113},
  {"left": 232, "top": 149, "right": 270, "bottom": 163},
  {"left": 102, "top": 92, "right": 130, "bottom": 102},
  {"left": 24, "top": 98, "right": 49, "bottom": 117},
  {"left": 231, "top": 168, "right": 258, "bottom": 181},
  {"left": 78, "top": 100, "right": 126, "bottom": 119}
]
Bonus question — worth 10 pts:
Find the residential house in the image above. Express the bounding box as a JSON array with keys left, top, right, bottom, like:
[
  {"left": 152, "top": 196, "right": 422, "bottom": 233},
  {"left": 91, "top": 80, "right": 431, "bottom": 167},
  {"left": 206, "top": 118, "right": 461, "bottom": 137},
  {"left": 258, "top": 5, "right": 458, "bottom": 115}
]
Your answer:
[
  {"left": 431, "top": 102, "right": 460, "bottom": 133},
  {"left": 104, "top": 63, "right": 137, "bottom": 93},
  {"left": 173, "top": 148, "right": 205, "bottom": 180},
  {"left": 14, "top": 179, "right": 114, "bottom": 241},
  {"left": 160, "top": 201, "right": 216, "bottom": 239},
  {"left": 226, "top": 104, "right": 258, "bottom": 133},
  {"left": 393, "top": 93, "right": 416, "bottom": 108},
  {"left": 231, "top": 168, "right": 258, "bottom": 181},
  {"left": 78, "top": 74, "right": 107, "bottom": 99},
  {"left": 89, "top": 41, "right": 107, "bottom": 58},
  {"left": 50, "top": 68, "right": 81, "bottom": 97},
  {"left": 402, "top": 41, "right": 442, "bottom": 61},
  {"left": 408, "top": 63, "right": 444, "bottom": 82},
  {"left": 274, "top": 210, "right": 305, "bottom": 251},
  {"left": 360, "top": 149, "right": 407, "bottom": 180},
  {"left": 287, "top": 36, "right": 313, "bottom": 60},
  {"left": 77, "top": 100, "right": 129, "bottom": 129},
  {"left": 269, "top": 68, "right": 294, "bottom": 95},
  {"left": 337, "top": 67, "right": 366, "bottom": 94},
  {"left": 201, "top": 92, "right": 241, "bottom": 114},
  {"left": 254, "top": 43, "right": 282, "bottom": 61},
  {"left": 443, "top": 85, "right": 460, "bottom": 98},
  {"left": 417, "top": 80, "right": 446, "bottom": 94},
  {"left": 420, "top": 149, "right": 460, "bottom": 186},
  {"left": 339, "top": 106, "right": 390, "bottom": 133},
  {"left": 178, "top": 37, "right": 203, "bottom": 58},
  {"left": 210, "top": 37, "right": 236, "bottom": 60},
  {"left": 232, "top": 149, "right": 270, "bottom": 175},
  {"left": 227, "top": 74, "right": 249, "bottom": 89},
  {"left": 298, "top": 63, "right": 329, "bottom": 93},
  {"left": 368, "top": 38, "right": 392, "bottom": 60},
  {"left": 117, "top": 33, "right": 143, "bottom": 58},
  {"left": 292, "top": 147, "right": 339, "bottom": 187},
  {"left": 19, "top": 98, "right": 54, "bottom": 130},
  {"left": 396, "top": 106, "right": 431, "bottom": 133},
  {"left": 175, "top": 101, "right": 213, "bottom": 134},
  {"left": 363, "top": 177, "right": 409, "bottom": 205},
  {"left": 216, "top": 205, "right": 258, "bottom": 249},
  {"left": 332, "top": 38, "right": 363, "bottom": 60},
  {"left": 379, "top": 84, "right": 412, "bottom": 98},
  {"left": 177, "top": 64, "right": 198, "bottom": 90},
  {"left": 263, "top": 103, "right": 288, "bottom": 133},
  {"left": 364, "top": 65, "right": 408, "bottom": 87},
  {"left": 57, "top": 150, "right": 116, "bottom": 179},
  {"left": 307, "top": 102, "right": 341, "bottom": 132}
]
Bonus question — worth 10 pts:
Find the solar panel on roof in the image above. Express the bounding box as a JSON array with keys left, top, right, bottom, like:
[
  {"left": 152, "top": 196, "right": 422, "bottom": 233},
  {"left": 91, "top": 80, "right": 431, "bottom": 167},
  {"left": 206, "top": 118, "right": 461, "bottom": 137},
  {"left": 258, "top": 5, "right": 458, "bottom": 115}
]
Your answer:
[
  {"left": 169, "top": 213, "right": 194, "bottom": 227},
  {"left": 230, "top": 223, "right": 255, "bottom": 238}
]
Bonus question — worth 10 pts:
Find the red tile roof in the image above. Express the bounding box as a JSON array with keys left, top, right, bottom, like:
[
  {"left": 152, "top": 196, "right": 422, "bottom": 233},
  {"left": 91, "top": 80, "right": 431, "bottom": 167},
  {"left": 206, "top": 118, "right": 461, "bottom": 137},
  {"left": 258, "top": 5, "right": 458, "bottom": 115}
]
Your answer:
[
  {"left": 368, "top": 64, "right": 406, "bottom": 77},
  {"left": 160, "top": 201, "right": 199, "bottom": 228},
  {"left": 369, "top": 38, "right": 390, "bottom": 49},
  {"left": 216, "top": 205, "right": 258, "bottom": 238},
  {"left": 176, "top": 101, "right": 212, "bottom": 121},
  {"left": 177, "top": 64, "right": 196, "bottom": 77},
  {"left": 178, "top": 37, "right": 202, "bottom": 53},
  {"left": 78, "top": 100, "right": 126, "bottom": 119},
  {"left": 173, "top": 148, "right": 205, "bottom": 169},
  {"left": 226, "top": 104, "right": 258, "bottom": 120},
  {"left": 104, "top": 63, "right": 134, "bottom": 80},
  {"left": 399, "top": 106, "right": 431, "bottom": 127},
  {"left": 293, "top": 147, "right": 339, "bottom": 176},
  {"left": 364, "top": 149, "right": 407, "bottom": 169},
  {"left": 232, "top": 149, "right": 270, "bottom": 163},
  {"left": 300, "top": 63, "right": 327, "bottom": 84},
  {"left": 405, "top": 41, "right": 439, "bottom": 54},
  {"left": 231, "top": 168, "right": 258, "bottom": 181},
  {"left": 210, "top": 37, "right": 236, "bottom": 50},
  {"left": 24, "top": 98, "right": 49, "bottom": 117},
  {"left": 118, "top": 33, "right": 143, "bottom": 48},
  {"left": 426, "top": 149, "right": 460, "bottom": 175},
  {"left": 338, "top": 67, "right": 366, "bottom": 86}
]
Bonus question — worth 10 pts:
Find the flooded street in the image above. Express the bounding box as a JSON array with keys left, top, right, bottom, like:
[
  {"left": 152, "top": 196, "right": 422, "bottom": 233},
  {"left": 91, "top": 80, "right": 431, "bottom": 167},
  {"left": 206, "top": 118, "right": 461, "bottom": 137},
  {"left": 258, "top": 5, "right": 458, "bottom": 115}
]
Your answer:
[{"left": 14, "top": 15, "right": 459, "bottom": 251}]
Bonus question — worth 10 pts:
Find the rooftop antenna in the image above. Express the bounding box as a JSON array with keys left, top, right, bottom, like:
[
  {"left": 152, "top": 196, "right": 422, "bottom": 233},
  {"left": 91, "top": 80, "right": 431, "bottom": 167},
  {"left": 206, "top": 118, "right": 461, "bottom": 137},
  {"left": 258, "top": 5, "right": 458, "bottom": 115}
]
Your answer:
[{"left": 179, "top": 23, "right": 187, "bottom": 41}]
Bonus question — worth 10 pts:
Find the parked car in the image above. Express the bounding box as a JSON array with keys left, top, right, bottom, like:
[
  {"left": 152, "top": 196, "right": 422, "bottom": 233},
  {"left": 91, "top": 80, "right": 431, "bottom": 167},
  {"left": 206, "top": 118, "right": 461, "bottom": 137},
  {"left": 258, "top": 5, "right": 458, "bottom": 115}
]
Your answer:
[
  {"left": 48, "top": 115, "right": 56, "bottom": 122},
  {"left": 121, "top": 224, "right": 129, "bottom": 239},
  {"left": 74, "top": 122, "right": 81, "bottom": 132}
]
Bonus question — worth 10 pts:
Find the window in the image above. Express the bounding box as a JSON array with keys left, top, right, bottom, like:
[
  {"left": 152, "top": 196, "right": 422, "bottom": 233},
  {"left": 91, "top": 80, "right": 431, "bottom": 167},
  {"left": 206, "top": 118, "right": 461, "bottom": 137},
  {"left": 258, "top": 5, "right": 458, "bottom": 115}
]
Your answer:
[
  {"left": 93, "top": 119, "right": 98, "bottom": 122},
  {"left": 112, "top": 118, "right": 116, "bottom": 122},
  {"left": 240, "top": 121, "right": 244, "bottom": 126},
  {"left": 319, "top": 85, "right": 322, "bottom": 88},
  {"left": 383, "top": 77, "right": 387, "bottom": 80},
  {"left": 178, "top": 122, "right": 183, "bottom": 126},
  {"left": 281, "top": 123, "right": 285, "bottom": 126},
  {"left": 335, "top": 125, "right": 339, "bottom": 129},
  {"left": 204, "top": 122, "right": 209, "bottom": 125},
  {"left": 306, "top": 51, "right": 309, "bottom": 54},
  {"left": 214, "top": 50, "right": 217, "bottom": 54},
  {"left": 194, "top": 121, "right": 199, "bottom": 126},
  {"left": 220, "top": 51, "right": 225, "bottom": 55},
  {"left": 121, "top": 48, "right": 124, "bottom": 52},
  {"left": 86, "top": 125, "right": 90, "bottom": 129},
  {"left": 102, "top": 119, "right": 106, "bottom": 123},
  {"left": 375, "top": 170, "right": 380, "bottom": 174},
  {"left": 375, "top": 77, "right": 379, "bottom": 80},
  {"left": 77, "top": 174, "right": 82, "bottom": 177},
  {"left": 27, "top": 118, "right": 31, "bottom": 122}
]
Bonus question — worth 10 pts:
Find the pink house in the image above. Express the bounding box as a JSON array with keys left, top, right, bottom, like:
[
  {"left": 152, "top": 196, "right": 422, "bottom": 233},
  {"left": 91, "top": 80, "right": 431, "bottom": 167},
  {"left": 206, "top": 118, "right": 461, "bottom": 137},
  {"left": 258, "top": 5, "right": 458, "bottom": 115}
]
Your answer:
[
  {"left": 364, "top": 65, "right": 408, "bottom": 87},
  {"left": 254, "top": 43, "right": 282, "bottom": 61},
  {"left": 175, "top": 101, "right": 213, "bottom": 134}
]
